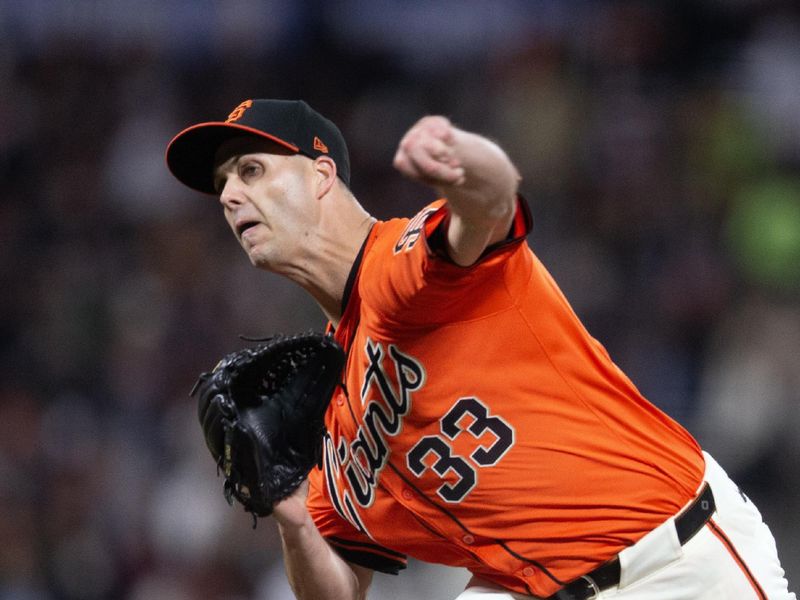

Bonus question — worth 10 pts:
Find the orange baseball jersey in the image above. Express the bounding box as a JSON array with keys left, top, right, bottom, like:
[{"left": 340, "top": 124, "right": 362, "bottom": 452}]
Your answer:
[{"left": 307, "top": 197, "right": 705, "bottom": 597}]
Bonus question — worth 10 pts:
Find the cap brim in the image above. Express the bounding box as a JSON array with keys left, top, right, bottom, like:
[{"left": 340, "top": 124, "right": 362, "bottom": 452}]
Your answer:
[{"left": 165, "top": 122, "right": 300, "bottom": 194}]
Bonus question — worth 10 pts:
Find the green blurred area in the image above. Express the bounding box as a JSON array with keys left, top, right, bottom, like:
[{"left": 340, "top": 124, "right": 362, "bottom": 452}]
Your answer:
[{"left": 727, "top": 177, "right": 800, "bottom": 292}]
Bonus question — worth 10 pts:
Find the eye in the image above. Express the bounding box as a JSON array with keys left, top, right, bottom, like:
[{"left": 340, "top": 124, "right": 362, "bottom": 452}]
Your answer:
[{"left": 238, "top": 160, "right": 263, "bottom": 182}]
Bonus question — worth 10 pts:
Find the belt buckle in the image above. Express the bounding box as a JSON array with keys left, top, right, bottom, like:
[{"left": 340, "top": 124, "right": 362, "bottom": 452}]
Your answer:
[{"left": 579, "top": 575, "right": 601, "bottom": 600}]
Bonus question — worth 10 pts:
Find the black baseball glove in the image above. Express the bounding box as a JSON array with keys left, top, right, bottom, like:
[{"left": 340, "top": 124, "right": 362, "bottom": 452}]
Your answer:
[{"left": 191, "top": 332, "right": 345, "bottom": 523}]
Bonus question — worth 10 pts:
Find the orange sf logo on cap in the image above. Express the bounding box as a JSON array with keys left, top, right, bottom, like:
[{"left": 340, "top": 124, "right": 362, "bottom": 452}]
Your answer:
[{"left": 226, "top": 99, "right": 253, "bottom": 123}]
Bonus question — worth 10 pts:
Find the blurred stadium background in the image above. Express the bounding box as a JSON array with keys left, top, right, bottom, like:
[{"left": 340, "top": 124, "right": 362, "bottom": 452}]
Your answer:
[{"left": 1, "top": 1, "right": 798, "bottom": 598}]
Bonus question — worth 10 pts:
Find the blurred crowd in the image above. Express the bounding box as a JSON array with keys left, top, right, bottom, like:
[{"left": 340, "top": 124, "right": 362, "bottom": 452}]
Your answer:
[{"left": 1, "top": 1, "right": 799, "bottom": 598}]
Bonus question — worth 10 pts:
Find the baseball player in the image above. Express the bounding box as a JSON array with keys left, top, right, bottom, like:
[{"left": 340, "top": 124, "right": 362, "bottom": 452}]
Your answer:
[{"left": 166, "top": 99, "right": 795, "bottom": 599}]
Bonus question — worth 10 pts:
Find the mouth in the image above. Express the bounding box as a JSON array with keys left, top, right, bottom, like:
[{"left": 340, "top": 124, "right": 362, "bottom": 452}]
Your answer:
[{"left": 235, "top": 220, "right": 260, "bottom": 238}]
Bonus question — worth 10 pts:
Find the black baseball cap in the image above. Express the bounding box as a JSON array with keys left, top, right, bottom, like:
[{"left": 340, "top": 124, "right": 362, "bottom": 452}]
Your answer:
[{"left": 166, "top": 99, "right": 350, "bottom": 193}]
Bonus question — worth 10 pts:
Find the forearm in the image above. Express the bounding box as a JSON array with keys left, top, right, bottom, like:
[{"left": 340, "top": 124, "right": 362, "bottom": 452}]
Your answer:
[
  {"left": 437, "top": 127, "right": 519, "bottom": 224},
  {"left": 278, "top": 514, "right": 369, "bottom": 600},
  {"left": 438, "top": 129, "right": 519, "bottom": 264},
  {"left": 393, "top": 116, "right": 520, "bottom": 266}
]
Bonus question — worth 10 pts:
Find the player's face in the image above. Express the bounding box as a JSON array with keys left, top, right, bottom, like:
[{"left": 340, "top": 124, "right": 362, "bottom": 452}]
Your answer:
[{"left": 212, "top": 137, "right": 320, "bottom": 271}]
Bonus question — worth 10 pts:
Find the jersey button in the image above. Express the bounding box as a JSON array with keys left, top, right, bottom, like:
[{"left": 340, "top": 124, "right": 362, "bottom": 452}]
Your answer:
[
  {"left": 461, "top": 534, "right": 475, "bottom": 545},
  {"left": 336, "top": 394, "right": 344, "bottom": 406},
  {"left": 522, "top": 566, "right": 535, "bottom": 577},
  {"left": 402, "top": 488, "right": 414, "bottom": 500}
]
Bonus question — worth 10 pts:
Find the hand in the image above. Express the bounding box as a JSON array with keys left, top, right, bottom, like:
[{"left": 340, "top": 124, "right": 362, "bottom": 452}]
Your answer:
[{"left": 393, "top": 116, "right": 467, "bottom": 188}]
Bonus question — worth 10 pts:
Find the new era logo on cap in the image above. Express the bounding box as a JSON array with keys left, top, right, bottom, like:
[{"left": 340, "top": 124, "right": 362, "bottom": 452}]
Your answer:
[
  {"left": 165, "top": 99, "right": 351, "bottom": 194},
  {"left": 313, "top": 136, "right": 329, "bottom": 153}
]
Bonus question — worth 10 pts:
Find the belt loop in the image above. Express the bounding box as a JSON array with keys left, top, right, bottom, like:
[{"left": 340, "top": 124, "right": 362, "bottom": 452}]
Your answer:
[{"left": 580, "top": 575, "right": 600, "bottom": 599}]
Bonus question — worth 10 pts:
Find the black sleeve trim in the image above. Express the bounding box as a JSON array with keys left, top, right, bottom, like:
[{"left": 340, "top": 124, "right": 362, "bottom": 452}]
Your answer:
[
  {"left": 425, "top": 194, "right": 532, "bottom": 264},
  {"left": 327, "top": 536, "right": 408, "bottom": 575}
]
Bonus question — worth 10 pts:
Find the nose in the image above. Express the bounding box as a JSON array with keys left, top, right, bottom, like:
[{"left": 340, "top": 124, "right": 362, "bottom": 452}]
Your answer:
[{"left": 218, "top": 177, "right": 245, "bottom": 210}]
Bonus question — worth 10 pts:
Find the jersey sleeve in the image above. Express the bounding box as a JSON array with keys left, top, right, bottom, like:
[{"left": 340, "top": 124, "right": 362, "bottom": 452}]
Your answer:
[
  {"left": 306, "top": 464, "right": 408, "bottom": 575},
  {"left": 361, "top": 195, "right": 533, "bottom": 328},
  {"left": 423, "top": 193, "right": 533, "bottom": 265}
]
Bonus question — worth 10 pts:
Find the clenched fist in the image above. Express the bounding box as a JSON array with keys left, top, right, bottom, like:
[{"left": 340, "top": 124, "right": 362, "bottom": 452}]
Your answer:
[{"left": 393, "top": 116, "right": 467, "bottom": 188}]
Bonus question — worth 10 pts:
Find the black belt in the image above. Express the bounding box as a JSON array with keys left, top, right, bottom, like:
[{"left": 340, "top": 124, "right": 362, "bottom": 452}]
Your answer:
[{"left": 548, "top": 484, "right": 716, "bottom": 600}]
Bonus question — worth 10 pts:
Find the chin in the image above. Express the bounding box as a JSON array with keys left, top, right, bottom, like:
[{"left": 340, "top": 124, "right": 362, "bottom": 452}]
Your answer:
[
  {"left": 248, "top": 253, "right": 268, "bottom": 268},
  {"left": 247, "top": 250, "right": 275, "bottom": 271}
]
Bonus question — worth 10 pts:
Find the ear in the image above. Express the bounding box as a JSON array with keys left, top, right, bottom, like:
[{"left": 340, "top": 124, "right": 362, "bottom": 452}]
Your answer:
[{"left": 313, "top": 155, "right": 338, "bottom": 199}]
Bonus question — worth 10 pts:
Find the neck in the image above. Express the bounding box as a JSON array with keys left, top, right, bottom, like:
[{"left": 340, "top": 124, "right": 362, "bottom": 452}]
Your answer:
[{"left": 277, "top": 205, "right": 375, "bottom": 326}]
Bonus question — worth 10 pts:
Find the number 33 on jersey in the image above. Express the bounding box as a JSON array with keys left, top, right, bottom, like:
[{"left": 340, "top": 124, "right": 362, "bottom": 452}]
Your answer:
[{"left": 324, "top": 335, "right": 516, "bottom": 532}]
